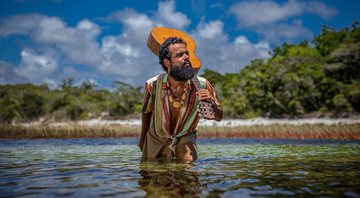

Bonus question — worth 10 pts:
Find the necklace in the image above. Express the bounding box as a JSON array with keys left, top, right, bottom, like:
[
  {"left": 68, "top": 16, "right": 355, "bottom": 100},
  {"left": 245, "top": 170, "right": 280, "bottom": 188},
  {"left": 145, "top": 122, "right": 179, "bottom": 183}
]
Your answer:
[{"left": 167, "top": 81, "right": 188, "bottom": 108}]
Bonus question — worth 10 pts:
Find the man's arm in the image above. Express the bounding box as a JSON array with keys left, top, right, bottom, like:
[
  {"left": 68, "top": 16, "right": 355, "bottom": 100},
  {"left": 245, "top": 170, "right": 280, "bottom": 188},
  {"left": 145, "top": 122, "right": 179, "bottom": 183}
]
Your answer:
[
  {"left": 196, "top": 89, "right": 223, "bottom": 121},
  {"left": 138, "top": 112, "right": 152, "bottom": 151},
  {"left": 212, "top": 102, "right": 223, "bottom": 121}
]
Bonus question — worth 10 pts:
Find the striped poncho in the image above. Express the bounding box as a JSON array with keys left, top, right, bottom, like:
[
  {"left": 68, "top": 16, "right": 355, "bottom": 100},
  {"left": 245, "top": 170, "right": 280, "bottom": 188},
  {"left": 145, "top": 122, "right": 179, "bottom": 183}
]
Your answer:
[{"left": 141, "top": 73, "right": 221, "bottom": 159}]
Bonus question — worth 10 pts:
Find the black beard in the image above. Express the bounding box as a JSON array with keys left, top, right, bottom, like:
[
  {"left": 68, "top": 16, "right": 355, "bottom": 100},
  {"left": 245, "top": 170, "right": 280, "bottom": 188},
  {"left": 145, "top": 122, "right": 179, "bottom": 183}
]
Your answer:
[{"left": 169, "top": 63, "right": 195, "bottom": 81}]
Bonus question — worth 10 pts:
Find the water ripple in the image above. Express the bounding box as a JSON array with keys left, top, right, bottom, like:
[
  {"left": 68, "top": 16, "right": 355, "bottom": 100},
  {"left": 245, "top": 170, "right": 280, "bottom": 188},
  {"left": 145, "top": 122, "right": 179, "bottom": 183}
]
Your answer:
[{"left": 1, "top": 138, "right": 359, "bottom": 197}]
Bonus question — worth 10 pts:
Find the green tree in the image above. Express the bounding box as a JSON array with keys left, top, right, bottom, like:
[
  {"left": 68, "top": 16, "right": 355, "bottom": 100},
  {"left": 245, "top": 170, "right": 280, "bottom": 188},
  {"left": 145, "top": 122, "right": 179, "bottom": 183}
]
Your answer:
[
  {"left": 0, "top": 87, "right": 20, "bottom": 123},
  {"left": 81, "top": 79, "right": 97, "bottom": 91},
  {"left": 313, "top": 25, "right": 348, "bottom": 56},
  {"left": 111, "top": 81, "right": 143, "bottom": 116},
  {"left": 59, "top": 77, "right": 74, "bottom": 89},
  {"left": 201, "top": 69, "right": 226, "bottom": 87}
]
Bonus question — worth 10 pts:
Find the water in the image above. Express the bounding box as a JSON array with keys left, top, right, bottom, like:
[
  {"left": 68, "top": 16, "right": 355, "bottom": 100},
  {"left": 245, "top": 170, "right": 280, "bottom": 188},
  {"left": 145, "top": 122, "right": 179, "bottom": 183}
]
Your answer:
[{"left": 0, "top": 138, "right": 360, "bottom": 197}]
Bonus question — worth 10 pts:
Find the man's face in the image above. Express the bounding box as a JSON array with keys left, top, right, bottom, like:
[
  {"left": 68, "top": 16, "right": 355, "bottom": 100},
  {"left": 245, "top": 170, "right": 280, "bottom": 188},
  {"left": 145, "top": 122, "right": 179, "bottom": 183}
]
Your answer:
[{"left": 167, "top": 43, "right": 195, "bottom": 81}]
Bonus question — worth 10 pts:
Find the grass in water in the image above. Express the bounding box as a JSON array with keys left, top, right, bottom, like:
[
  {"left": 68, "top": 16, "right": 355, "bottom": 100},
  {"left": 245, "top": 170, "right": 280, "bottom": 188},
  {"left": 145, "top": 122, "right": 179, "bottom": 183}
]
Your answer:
[
  {"left": 1, "top": 123, "right": 360, "bottom": 140},
  {"left": 197, "top": 124, "right": 360, "bottom": 140}
]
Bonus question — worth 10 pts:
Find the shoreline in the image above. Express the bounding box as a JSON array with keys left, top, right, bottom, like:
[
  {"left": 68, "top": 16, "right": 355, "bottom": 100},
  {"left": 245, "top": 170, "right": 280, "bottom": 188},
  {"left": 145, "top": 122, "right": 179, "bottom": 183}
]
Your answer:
[
  {"left": 2, "top": 118, "right": 360, "bottom": 140},
  {"left": 18, "top": 117, "right": 360, "bottom": 127}
]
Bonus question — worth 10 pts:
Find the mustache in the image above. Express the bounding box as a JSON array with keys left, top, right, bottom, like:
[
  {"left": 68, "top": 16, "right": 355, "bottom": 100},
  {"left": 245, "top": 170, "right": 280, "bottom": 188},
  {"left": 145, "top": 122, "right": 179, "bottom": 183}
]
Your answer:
[{"left": 182, "top": 60, "right": 191, "bottom": 67}]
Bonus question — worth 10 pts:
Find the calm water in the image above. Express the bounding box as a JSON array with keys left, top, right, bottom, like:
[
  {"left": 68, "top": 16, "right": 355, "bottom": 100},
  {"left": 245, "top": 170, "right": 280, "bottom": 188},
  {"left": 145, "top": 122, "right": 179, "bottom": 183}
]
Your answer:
[{"left": 0, "top": 138, "right": 360, "bottom": 198}]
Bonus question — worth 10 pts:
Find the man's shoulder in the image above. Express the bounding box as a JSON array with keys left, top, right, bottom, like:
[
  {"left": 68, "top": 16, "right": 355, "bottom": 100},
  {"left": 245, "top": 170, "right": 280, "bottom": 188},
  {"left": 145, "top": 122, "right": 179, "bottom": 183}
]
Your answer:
[
  {"left": 195, "top": 75, "right": 210, "bottom": 88},
  {"left": 146, "top": 74, "right": 161, "bottom": 84},
  {"left": 197, "top": 76, "right": 208, "bottom": 83},
  {"left": 146, "top": 74, "right": 209, "bottom": 84},
  {"left": 146, "top": 73, "right": 168, "bottom": 84}
]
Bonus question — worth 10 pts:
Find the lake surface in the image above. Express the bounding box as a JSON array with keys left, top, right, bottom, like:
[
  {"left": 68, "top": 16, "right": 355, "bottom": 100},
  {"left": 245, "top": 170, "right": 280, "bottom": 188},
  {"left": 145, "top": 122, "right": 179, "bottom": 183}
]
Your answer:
[{"left": 0, "top": 138, "right": 359, "bottom": 197}]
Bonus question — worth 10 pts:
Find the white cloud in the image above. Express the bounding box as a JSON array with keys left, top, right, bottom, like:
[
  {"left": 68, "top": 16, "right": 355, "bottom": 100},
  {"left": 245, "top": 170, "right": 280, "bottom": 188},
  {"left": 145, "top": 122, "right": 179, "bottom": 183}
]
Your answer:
[
  {"left": 97, "top": 9, "right": 160, "bottom": 81},
  {"left": 256, "top": 20, "right": 313, "bottom": 44},
  {"left": 193, "top": 20, "right": 271, "bottom": 74},
  {"left": 1, "top": 0, "right": 273, "bottom": 87},
  {"left": 197, "top": 20, "right": 225, "bottom": 40},
  {"left": 97, "top": 1, "right": 191, "bottom": 82},
  {"left": 99, "top": 8, "right": 160, "bottom": 83},
  {"left": 235, "top": 36, "right": 251, "bottom": 45},
  {"left": 307, "top": 1, "right": 338, "bottom": 19},
  {"left": 76, "top": 78, "right": 98, "bottom": 87},
  {"left": 77, "top": 19, "right": 101, "bottom": 39},
  {"left": 107, "top": 8, "right": 154, "bottom": 37},
  {"left": 0, "top": 13, "right": 43, "bottom": 37},
  {"left": 0, "top": 61, "right": 29, "bottom": 84},
  {"left": 101, "top": 36, "right": 140, "bottom": 58},
  {"left": 32, "top": 16, "right": 103, "bottom": 66},
  {"left": 32, "top": 16, "right": 76, "bottom": 44},
  {"left": 43, "top": 78, "right": 58, "bottom": 89},
  {"left": 61, "top": 66, "right": 99, "bottom": 84},
  {"left": 63, "top": 66, "right": 81, "bottom": 77},
  {"left": 254, "top": 41, "right": 272, "bottom": 58},
  {"left": 16, "top": 48, "right": 58, "bottom": 82},
  {"left": 230, "top": 0, "right": 337, "bottom": 27},
  {"left": 156, "top": 0, "right": 191, "bottom": 29}
]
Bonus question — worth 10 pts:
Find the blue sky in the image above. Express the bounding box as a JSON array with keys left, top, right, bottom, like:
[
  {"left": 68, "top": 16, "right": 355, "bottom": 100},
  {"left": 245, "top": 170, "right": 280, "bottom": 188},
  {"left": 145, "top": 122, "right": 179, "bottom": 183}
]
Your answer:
[{"left": 1, "top": 0, "right": 359, "bottom": 89}]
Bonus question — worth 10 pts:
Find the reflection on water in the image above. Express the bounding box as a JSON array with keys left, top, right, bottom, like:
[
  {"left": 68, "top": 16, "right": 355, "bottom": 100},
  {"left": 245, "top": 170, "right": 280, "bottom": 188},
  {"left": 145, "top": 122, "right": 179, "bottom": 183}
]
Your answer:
[
  {"left": 0, "top": 138, "right": 360, "bottom": 197},
  {"left": 139, "top": 162, "right": 205, "bottom": 197}
]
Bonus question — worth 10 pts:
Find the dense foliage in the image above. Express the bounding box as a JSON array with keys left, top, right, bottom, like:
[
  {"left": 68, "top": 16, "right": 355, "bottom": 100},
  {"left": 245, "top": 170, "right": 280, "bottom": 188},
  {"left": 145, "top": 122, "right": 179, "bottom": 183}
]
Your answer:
[
  {"left": 0, "top": 79, "right": 143, "bottom": 123},
  {"left": 0, "top": 23, "right": 359, "bottom": 122},
  {"left": 202, "top": 22, "right": 360, "bottom": 118}
]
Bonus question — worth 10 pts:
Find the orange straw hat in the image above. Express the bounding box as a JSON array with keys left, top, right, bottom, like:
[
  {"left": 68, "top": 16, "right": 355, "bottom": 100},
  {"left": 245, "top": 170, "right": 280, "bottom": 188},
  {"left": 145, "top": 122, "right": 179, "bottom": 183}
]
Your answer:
[{"left": 146, "top": 27, "right": 202, "bottom": 73}]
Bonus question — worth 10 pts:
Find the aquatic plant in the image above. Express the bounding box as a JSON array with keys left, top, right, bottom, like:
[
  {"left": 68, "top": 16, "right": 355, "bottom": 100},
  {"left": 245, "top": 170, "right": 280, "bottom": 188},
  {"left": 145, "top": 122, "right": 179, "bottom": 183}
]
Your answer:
[{"left": 1, "top": 123, "right": 359, "bottom": 140}]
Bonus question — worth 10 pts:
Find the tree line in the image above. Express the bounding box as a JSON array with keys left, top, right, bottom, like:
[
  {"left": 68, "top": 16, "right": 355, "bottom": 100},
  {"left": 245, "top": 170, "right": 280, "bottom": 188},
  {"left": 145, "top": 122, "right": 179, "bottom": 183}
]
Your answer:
[
  {"left": 202, "top": 22, "right": 360, "bottom": 118},
  {"left": 0, "top": 79, "right": 143, "bottom": 123},
  {"left": 0, "top": 22, "right": 359, "bottom": 123}
]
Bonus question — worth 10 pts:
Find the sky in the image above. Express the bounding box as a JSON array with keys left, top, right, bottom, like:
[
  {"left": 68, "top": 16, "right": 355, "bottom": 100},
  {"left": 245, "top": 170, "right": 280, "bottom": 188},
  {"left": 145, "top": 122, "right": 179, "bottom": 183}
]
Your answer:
[{"left": 1, "top": 0, "right": 359, "bottom": 89}]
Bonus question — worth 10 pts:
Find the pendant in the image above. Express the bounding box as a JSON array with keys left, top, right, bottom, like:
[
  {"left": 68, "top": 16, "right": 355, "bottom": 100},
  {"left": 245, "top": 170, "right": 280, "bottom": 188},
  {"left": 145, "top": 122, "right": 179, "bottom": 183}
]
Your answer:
[{"left": 173, "top": 101, "right": 181, "bottom": 108}]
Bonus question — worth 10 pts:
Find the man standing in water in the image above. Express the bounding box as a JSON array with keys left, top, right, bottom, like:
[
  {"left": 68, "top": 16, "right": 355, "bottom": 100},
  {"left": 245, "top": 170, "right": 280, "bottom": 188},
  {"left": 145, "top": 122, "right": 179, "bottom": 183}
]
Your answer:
[{"left": 139, "top": 34, "right": 223, "bottom": 163}]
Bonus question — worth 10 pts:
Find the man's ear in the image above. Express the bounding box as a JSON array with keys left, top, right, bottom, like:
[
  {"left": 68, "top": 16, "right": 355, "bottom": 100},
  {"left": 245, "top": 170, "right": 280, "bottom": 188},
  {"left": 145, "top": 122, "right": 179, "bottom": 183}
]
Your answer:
[{"left": 164, "top": 58, "right": 171, "bottom": 71}]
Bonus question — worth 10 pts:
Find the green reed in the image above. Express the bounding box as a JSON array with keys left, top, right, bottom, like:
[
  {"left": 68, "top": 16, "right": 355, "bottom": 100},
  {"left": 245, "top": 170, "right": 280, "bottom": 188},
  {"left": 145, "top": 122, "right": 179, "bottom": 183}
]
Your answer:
[
  {"left": 0, "top": 124, "right": 139, "bottom": 139},
  {"left": 197, "top": 124, "right": 360, "bottom": 140},
  {"left": 1, "top": 123, "right": 359, "bottom": 140}
]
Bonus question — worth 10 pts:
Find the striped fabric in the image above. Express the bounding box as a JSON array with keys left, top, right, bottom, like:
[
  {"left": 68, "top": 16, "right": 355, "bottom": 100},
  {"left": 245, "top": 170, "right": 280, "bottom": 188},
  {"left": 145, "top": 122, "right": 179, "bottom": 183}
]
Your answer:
[{"left": 141, "top": 73, "right": 221, "bottom": 159}]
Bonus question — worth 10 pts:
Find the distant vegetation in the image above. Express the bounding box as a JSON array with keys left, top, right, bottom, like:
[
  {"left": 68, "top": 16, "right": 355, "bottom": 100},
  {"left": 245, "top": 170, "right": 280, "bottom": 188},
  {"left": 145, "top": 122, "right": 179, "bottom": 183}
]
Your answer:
[
  {"left": 203, "top": 22, "right": 360, "bottom": 118},
  {"left": 0, "top": 79, "right": 143, "bottom": 123},
  {"left": 0, "top": 22, "right": 359, "bottom": 123}
]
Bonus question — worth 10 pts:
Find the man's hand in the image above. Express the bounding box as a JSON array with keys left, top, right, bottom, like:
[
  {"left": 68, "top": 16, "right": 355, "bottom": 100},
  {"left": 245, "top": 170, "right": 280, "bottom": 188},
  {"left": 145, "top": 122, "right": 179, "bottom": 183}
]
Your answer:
[
  {"left": 138, "top": 138, "right": 144, "bottom": 151},
  {"left": 196, "top": 89, "right": 213, "bottom": 101},
  {"left": 139, "top": 112, "right": 152, "bottom": 152},
  {"left": 196, "top": 89, "right": 223, "bottom": 121}
]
